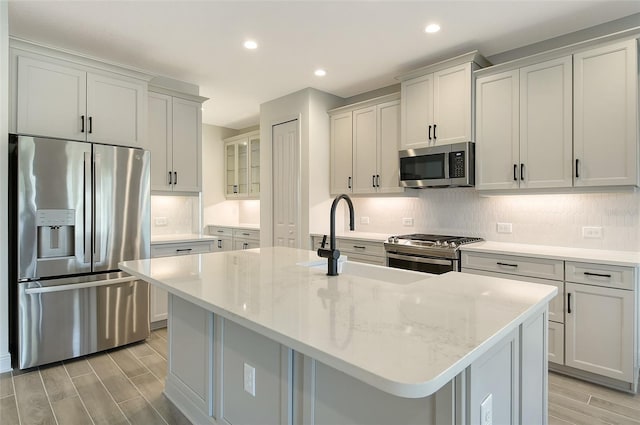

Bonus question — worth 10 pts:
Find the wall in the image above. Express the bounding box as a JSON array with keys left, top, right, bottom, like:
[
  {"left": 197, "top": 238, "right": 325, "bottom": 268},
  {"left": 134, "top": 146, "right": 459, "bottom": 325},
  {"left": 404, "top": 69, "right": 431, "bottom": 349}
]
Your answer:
[
  {"left": 201, "top": 123, "right": 261, "bottom": 228},
  {"left": 150, "top": 195, "right": 200, "bottom": 236},
  {"left": 345, "top": 190, "right": 640, "bottom": 252},
  {"left": 0, "top": 2, "right": 10, "bottom": 372}
]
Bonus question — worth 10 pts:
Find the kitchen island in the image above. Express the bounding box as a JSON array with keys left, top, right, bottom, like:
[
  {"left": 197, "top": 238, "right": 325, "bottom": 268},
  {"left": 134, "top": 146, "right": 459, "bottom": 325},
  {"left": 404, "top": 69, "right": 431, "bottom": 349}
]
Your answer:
[{"left": 120, "top": 247, "right": 557, "bottom": 425}]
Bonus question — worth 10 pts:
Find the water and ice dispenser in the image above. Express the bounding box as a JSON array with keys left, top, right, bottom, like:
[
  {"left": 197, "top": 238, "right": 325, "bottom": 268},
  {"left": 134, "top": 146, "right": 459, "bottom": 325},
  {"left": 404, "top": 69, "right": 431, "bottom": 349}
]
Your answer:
[{"left": 36, "top": 209, "right": 75, "bottom": 258}]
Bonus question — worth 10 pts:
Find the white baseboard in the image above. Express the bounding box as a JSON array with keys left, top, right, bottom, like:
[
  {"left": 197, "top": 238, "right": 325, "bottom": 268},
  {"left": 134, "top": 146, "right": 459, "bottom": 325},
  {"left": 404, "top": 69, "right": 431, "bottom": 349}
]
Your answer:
[{"left": 0, "top": 352, "right": 12, "bottom": 373}]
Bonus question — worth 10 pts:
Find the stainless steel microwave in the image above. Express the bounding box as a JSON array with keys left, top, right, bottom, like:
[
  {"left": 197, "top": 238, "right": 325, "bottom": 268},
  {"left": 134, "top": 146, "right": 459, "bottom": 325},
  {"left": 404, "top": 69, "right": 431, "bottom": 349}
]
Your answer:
[{"left": 399, "top": 142, "right": 475, "bottom": 188}]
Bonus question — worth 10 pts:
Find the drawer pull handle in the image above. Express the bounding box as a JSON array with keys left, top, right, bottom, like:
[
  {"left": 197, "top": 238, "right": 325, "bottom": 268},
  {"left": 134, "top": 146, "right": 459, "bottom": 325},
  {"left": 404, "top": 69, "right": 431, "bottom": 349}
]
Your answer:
[
  {"left": 567, "top": 293, "right": 572, "bottom": 314},
  {"left": 497, "top": 262, "right": 518, "bottom": 268},
  {"left": 353, "top": 245, "right": 366, "bottom": 250},
  {"left": 176, "top": 248, "right": 193, "bottom": 252},
  {"left": 242, "top": 233, "right": 250, "bottom": 236},
  {"left": 583, "top": 272, "right": 612, "bottom": 278},
  {"left": 217, "top": 230, "right": 224, "bottom": 233}
]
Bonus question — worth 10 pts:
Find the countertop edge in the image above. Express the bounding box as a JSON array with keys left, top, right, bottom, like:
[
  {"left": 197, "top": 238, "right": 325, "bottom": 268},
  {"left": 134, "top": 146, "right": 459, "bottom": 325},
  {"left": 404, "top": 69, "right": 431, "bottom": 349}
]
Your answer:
[
  {"left": 121, "top": 262, "right": 556, "bottom": 398},
  {"left": 151, "top": 234, "right": 218, "bottom": 245}
]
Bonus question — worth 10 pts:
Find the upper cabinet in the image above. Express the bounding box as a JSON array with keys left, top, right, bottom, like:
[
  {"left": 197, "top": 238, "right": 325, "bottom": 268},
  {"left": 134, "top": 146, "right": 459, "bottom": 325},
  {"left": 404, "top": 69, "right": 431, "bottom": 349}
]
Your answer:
[
  {"left": 148, "top": 91, "right": 206, "bottom": 193},
  {"left": 224, "top": 130, "right": 260, "bottom": 199},
  {"left": 329, "top": 94, "right": 402, "bottom": 195},
  {"left": 12, "top": 48, "right": 148, "bottom": 148},
  {"left": 573, "top": 39, "right": 638, "bottom": 187},
  {"left": 398, "top": 51, "right": 490, "bottom": 150},
  {"left": 475, "top": 38, "right": 638, "bottom": 191}
]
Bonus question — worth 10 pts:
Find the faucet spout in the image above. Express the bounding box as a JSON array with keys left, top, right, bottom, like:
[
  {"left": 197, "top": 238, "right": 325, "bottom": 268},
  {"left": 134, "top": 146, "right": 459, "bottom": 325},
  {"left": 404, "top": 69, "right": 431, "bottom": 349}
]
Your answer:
[{"left": 317, "top": 194, "right": 355, "bottom": 276}]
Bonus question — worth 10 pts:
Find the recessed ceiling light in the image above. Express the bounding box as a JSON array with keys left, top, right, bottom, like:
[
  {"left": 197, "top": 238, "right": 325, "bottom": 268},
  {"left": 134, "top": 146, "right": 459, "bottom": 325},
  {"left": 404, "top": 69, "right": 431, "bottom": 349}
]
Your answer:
[
  {"left": 244, "top": 40, "right": 258, "bottom": 50},
  {"left": 425, "top": 23, "right": 441, "bottom": 34},
  {"left": 314, "top": 69, "right": 327, "bottom": 77}
]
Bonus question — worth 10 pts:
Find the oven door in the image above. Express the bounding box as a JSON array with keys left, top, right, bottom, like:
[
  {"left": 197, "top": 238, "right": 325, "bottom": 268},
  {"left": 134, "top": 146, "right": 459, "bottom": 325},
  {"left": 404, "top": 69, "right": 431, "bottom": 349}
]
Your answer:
[{"left": 387, "top": 252, "right": 457, "bottom": 274}]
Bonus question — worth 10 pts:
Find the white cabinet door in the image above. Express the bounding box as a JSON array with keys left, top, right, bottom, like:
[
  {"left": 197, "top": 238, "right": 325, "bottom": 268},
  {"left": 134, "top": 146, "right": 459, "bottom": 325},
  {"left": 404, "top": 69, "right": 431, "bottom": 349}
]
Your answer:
[
  {"left": 475, "top": 70, "right": 520, "bottom": 190},
  {"left": 172, "top": 97, "right": 201, "bottom": 192},
  {"left": 17, "top": 55, "right": 87, "bottom": 141},
  {"left": 352, "top": 106, "right": 377, "bottom": 194},
  {"left": 249, "top": 135, "right": 260, "bottom": 198},
  {"left": 433, "top": 63, "right": 471, "bottom": 145},
  {"left": 377, "top": 100, "right": 402, "bottom": 193},
  {"left": 520, "top": 56, "right": 573, "bottom": 189},
  {"left": 330, "top": 111, "right": 353, "bottom": 194},
  {"left": 574, "top": 39, "right": 638, "bottom": 187},
  {"left": 565, "top": 282, "right": 635, "bottom": 382},
  {"left": 147, "top": 92, "right": 173, "bottom": 191},
  {"left": 86, "top": 72, "right": 146, "bottom": 147},
  {"left": 548, "top": 321, "right": 565, "bottom": 365},
  {"left": 150, "top": 286, "right": 168, "bottom": 324},
  {"left": 401, "top": 73, "right": 434, "bottom": 150}
]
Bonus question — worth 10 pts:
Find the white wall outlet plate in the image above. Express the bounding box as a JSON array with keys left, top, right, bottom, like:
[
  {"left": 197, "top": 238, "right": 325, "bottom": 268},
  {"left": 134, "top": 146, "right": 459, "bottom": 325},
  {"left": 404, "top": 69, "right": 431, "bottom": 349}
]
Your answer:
[
  {"left": 360, "top": 216, "right": 370, "bottom": 225},
  {"left": 480, "top": 393, "right": 493, "bottom": 425},
  {"left": 154, "top": 217, "right": 168, "bottom": 226},
  {"left": 243, "top": 363, "right": 256, "bottom": 397},
  {"left": 496, "top": 222, "right": 512, "bottom": 234},
  {"left": 582, "top": 226, "right": 603, "bottom": 239},
  {"left": 402, "top": 217, "right": 413, "bottom": 226}
]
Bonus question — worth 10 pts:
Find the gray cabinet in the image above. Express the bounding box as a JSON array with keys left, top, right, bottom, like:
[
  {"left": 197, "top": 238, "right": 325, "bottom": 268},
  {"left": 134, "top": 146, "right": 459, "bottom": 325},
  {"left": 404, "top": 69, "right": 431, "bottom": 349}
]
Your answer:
[
  {"left": 207, "top": 226, "right": 260, "bottom": 251},
  {"left": 224, "top": 131, "right": 260, "bottom": 199},
  {"left": 311, "top": 235, "right": 385, "bottom": 266}
]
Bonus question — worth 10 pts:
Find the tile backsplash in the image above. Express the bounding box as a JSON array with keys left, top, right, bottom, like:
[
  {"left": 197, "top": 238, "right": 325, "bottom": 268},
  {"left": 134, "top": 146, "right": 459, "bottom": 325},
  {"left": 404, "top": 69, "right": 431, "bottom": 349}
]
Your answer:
[
  {"left": 151, "top": 195, "right": 200, "bottom": 235},
  {"left": 349, "top": 189, "right": 640, "bottom": 252}
]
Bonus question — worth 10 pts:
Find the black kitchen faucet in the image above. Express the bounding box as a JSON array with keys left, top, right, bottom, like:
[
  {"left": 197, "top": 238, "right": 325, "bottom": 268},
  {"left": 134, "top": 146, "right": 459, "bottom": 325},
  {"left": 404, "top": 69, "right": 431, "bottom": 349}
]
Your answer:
[{"left": 317, "top": 194, "right": 355, "bottom": 276}]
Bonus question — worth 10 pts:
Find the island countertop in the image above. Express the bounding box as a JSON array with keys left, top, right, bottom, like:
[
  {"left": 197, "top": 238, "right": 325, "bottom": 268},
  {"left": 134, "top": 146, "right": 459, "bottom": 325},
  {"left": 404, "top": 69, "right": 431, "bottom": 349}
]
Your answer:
[{"left": 120, "top": 247, "right": 556, "bottom": 398}]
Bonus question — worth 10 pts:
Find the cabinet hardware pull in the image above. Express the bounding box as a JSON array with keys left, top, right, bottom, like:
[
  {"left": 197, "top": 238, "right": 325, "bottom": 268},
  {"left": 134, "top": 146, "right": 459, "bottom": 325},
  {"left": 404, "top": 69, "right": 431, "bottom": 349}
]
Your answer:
[
  {"left": 513, "top": 164, "right": 518, "bottom": 181},
  {"left": 433, "top": 124, "right": 437, "bottom": 140},
  {"left": 372, "top": 175, "right": 376, "bottom": 188},
  {"left": 348, "top": 176, "right": 352, "bottom": 189},
  {"left": 217, "top": 240, "right": 222, "bottom": 249},
  {"left": 242, "top": 233, "right": 250, "bottom": 236},
  {"left": 376, "top": 174, "right": 380, "bottom": 188},
  {"left": 176, "top": 248, "right": 192, "bottom": 252},
  {"left": 217, "top": 230, "right": 224, "bottom": 233},
  {"left": 497, "top": 262, "right": 518, "bottom": 268},
  {"left": 174, "top": 171, "right": 177, "bottom": 185},
  {"left": 233, "top": 184, "right": 238, "bottom": 194},
  {"left": 88, "top": 116, "right": 93, "bottom": 134},
  {"left": 168, "top": 171, "right": 173, "bottom": 185},
  {"left": 353, "top": 245, "right": 366, "bottom": 249},
  {"left": 520, "top": 163, "right": 525, "bottom": 181},
  {"left": 584, "top": 272, "right": 612, "bottom": 278},
  {"left": 428, "top": 125, "right": 432, "bottom": 141},
  {"left": 81, "top": 115, "right": 85, "bottom": 133},
  {"left": 321, "top": 235, "right": 327, "bottom": 248},
  {"left": 243, "top": 242, "right": 248, "bottom": 249},
  {"left": 575, "top": 159, "right": 580, "bottom": 178},
  {"left": 567, "top": 293, "right": 572, "bottom": 314}
]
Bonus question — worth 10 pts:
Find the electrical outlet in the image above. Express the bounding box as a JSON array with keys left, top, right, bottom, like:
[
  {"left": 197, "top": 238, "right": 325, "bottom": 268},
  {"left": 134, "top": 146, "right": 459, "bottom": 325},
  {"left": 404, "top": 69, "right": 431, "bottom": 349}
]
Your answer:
[
  {"left": 360, "top": 216, "right": 370, "bottom": 225},
  {"left": 480, "top": 393, "right": 493, "bottom": 425},
  {"left": 582, "top": 226, "right": 603, "bottom": 239},
  {"left": 496, "top": 222, "right": 512, "bottom": 234},
  {"left": 154, "top": 217, "right": 168, "bottom": 226},
  {"left": 243, "top": 363, "right": 256, "bottom": 396},
  {"left": 402, "top": 217, "right": 413, "bottom": 226}
]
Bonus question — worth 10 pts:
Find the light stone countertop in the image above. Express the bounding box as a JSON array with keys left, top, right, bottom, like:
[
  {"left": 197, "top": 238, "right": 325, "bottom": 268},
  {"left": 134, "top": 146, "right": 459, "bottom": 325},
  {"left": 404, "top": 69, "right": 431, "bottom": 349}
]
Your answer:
[
  {"left": 207, "top": 223, "right": 260, "bottom": 231},
  {"left": 151, "top": 234, "right": 217, "bottom": 245},
  {"left": 461, "top": 241, "right": 640, "bottom": 267},
  {"left": 120, "top": 247, "right": 556, "bottom": 398},
  {"left": 309, "top": 231, "right": 391, "bottom": 242}
]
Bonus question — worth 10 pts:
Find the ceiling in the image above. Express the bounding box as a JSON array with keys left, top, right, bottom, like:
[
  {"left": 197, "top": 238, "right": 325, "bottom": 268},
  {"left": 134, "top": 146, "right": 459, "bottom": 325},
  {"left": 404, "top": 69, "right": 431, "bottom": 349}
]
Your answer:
[{"left": 7, "top": 1, "right": 640, "bottom": 129}]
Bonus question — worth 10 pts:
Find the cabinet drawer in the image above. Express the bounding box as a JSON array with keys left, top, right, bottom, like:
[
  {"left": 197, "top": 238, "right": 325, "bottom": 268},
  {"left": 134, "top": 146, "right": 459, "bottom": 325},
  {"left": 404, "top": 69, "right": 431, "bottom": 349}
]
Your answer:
[
  {"left": 344, "top": 252, "right": 386, "bottom": 266},
  {"left": 548, "top": 321, "right": 564, "bottom": 365},
  {"left": 151, "top": 241, "right": 214, "bottom": 258},
  {"left": 565, "top": 262, "right": 636, "bottom": 290},
  {"left": 337, "top": 239, "right": 385, "bottom": 257},
  {"left": 461, "top": 252, "right": 563, "bottom": 281},
  {"left": 311, "top": 236, "right": 326, "bottom": 250},
  {"left": 208, "top": 226, "right": 233, "bottom": 237},
  {"left": 232, "top": 228, "right": 260, "bottom": 241},
  {"left": 461, "top": 268, "right": 564, "bottom": 323}
]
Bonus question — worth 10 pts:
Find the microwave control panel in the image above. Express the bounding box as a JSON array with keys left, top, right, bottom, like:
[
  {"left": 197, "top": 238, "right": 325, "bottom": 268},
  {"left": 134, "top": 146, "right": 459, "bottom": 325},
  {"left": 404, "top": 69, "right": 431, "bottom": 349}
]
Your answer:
[{"left": 450, "top": 151, "right": 466, "bottom": 178}]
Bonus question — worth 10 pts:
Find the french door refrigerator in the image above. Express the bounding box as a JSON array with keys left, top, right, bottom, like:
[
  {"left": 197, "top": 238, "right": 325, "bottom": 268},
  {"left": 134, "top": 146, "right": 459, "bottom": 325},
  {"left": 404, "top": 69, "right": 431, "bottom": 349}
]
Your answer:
[{"left": 9, "top": 134, "right": 151, "bottom": 369}]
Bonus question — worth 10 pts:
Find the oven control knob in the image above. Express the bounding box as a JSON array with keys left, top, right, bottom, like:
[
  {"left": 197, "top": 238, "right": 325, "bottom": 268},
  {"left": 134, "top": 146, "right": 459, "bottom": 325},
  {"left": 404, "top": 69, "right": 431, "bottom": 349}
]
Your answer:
[
  {"left": 388, "top": 236, "right": 398, "bottom": 243},
  {"left": 435, "top": 241, "right": 442, "bottom": 246},
  {"left": 449, "top": 242, "right": 457, "bottom": 248},
  {"left": 442, "top": 241, "right": 449, "bottom": 247}
]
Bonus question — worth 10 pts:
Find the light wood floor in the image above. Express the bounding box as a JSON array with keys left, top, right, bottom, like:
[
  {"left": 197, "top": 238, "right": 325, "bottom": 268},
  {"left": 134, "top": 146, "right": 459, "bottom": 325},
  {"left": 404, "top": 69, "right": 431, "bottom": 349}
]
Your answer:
[{"left": 2, "top": 330, "right": 639, "bottom": 424}]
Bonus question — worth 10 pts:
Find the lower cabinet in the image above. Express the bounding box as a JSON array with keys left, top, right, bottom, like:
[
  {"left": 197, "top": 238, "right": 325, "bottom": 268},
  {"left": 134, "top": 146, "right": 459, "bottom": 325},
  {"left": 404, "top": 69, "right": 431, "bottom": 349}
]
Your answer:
[
  {"left": 311, "top": 235, "right": 386, "bottom": 266},
  {"left": 149, "top": 240, "right": 215, "bottom": 325},
  {"left": 207, "top": 226, "right": 261, "bottom": 252}
]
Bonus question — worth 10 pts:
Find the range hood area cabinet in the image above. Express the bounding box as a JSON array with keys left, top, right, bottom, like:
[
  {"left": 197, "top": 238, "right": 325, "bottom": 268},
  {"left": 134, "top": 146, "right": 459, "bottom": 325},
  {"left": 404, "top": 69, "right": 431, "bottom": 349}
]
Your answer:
[
  {"left": 328, "top": 93, "right": 402, "bottom": 195},
  {"left": 148, "top": 90, "right": 206, "bottom": 193},
  {"left": 475, "top": 38, "right": 638, "bottom": 191},
  {"left": 397, "top": 51, "right": 490, "bottom": 150},
  {"left": 224, "top": 130, "right": 260, "bottom": 199},
  {"left": 10, "top": 40, "right": 149, "bottom": 148}
]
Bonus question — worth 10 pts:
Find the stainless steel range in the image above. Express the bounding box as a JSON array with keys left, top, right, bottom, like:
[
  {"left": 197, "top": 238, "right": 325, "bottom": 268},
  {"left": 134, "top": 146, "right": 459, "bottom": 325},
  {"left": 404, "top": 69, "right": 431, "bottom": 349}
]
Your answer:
[{"left": 384, "top": 234, "right": 483, "bottom": 274}]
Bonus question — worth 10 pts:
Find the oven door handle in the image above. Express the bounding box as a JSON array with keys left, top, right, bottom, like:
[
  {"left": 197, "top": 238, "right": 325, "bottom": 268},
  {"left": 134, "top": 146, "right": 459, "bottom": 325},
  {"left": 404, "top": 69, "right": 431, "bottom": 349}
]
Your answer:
[{"left": 386, "top": 252, "right": 453, "bottom": 266}]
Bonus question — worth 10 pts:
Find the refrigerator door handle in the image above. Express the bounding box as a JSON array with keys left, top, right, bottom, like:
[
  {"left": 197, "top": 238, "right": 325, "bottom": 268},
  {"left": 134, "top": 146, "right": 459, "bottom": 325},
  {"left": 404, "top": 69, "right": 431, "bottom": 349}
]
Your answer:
[
  {"left": 84, "top": 152, "right": 92, "bottom": 263},
  {"left": 24, "top": 275, "right": 139, "bottom": 295},
  {"left": 93, "top": 153, "right": 102, "bottom": 263}
]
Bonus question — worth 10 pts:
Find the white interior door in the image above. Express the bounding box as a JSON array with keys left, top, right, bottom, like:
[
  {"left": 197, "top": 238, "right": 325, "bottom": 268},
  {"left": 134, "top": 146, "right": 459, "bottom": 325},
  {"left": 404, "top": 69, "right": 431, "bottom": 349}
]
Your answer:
[{"left": 272, "top": 119, "right": 299, "bottom": 248}]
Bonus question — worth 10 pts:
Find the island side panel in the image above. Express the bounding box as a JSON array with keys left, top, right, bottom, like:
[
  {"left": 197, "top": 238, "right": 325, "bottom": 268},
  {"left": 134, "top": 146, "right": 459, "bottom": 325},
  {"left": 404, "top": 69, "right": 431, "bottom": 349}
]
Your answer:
[{"left": 520, "top": 308, "right": 549, "bottom": 425}]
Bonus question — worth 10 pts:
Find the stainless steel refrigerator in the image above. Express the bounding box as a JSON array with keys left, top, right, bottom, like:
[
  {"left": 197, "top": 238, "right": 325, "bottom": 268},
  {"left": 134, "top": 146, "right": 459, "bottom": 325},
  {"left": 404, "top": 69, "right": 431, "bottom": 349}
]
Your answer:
[{"left": 9, "top": 134, "right": 151, "bottom": 369}]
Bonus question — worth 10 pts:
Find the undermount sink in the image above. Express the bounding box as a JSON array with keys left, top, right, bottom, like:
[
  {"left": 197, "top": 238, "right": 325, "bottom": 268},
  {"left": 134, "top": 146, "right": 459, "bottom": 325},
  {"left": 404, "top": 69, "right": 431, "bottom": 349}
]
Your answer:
[{"left": 298, "top": 258, "right": 430, "bottom": 284}]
